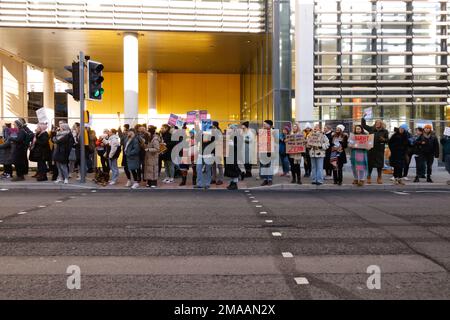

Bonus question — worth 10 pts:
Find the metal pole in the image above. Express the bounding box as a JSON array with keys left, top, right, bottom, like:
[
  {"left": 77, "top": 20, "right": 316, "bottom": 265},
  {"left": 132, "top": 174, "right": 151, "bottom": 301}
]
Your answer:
[{"left": 79, "top": 51, "right": 86, "bottom": 183}]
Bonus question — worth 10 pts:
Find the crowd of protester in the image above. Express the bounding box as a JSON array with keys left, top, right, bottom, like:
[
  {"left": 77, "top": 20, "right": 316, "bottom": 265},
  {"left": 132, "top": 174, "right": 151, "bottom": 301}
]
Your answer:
[{"left": 0, "top": 115, "right": 449, "bottom": 189}]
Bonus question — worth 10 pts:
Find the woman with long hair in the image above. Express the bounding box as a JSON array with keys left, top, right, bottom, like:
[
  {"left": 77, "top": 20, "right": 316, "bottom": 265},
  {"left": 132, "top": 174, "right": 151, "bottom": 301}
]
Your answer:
[{"left": 349, "top": 125, "right": 369, "bottom": 187}]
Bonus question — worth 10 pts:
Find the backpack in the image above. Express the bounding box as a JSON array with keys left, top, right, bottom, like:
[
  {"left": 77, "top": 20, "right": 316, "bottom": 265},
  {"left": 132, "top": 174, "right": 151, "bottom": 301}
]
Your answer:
[{"left": 23, "top": 127, "right": 35, "bottom": 148}]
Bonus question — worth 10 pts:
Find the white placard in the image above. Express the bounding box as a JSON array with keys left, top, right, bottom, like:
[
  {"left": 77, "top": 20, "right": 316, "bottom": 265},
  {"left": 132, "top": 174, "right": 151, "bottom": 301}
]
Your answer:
[
  {"left": 36, "top": 107, "right": 49, "bottom": 124},
  {"left": 444, "top": 127, "right": 450, "bottom": 137},
  {"left": 364, "top": 107, "right": 373, "bottom": 120}
]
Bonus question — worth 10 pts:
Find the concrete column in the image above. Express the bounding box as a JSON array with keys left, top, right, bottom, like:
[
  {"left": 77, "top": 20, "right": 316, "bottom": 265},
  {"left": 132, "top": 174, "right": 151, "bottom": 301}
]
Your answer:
[
  {"left": 147, "top": 70, "right": 157, "bottom": 119},
  {"left": 123, "top": 32, "right": 139, "bottom": 126},
  {"left": 43, "top": 68, "right": 55, "bottom": 124},
  {"left": 295, "top": 0, "right": 314, "bottom": 123}
]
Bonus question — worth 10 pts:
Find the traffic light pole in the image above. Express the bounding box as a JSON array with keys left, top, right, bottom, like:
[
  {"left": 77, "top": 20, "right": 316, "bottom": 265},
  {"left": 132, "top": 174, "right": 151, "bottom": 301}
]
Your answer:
[{"left": 79, "top": 51, "right": 86, "bottom": 183}]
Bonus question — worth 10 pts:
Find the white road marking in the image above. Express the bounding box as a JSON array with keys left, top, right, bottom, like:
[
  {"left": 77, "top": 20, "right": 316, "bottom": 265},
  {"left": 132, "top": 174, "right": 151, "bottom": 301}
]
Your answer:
[
  {"left": 55, "top": 200, "right": 63, "bottom": 203},
  {"left": 91, "top": 190, "right": 97, "bottom": 193},
  {"left": 265, "top": 220, "right": 273, "bottom": 223},
  {"left": 252, "top": 200, "right": 259, "bottom": 203},
  {"left": 272, "top": 232, "right": 282, "bottom": 237},
  {"left": 256, "top": 205, "right": 262, "bottom": 208},
  {"left": 415, "top": 190, "right": 450, "bottom": 193},
  {"left": 38, "top": 205, "right": 46, "bottom": 208},
  {"left": 0, "top": 220, "right": 3, "bottom": 223},
  {"left": 245, "top": 190, "right": 250, "bottom": 193},
  {"left": 393, "top": 191, "right": 409, "bottom": 195},
  {"left": 17, "top": 212, "right": 27, "bottom": 215},
  {"left": 0, "top": 189, "right": 8, "bottom": 191},
  {"left": 259, "top": 211, "right": 267, "bottom": 215},
  {"left": 294, "top": 277, "right": 309, "bottom": 285},
  {"left": 282, "top": 252, "right": 294, "bottom": 258}
]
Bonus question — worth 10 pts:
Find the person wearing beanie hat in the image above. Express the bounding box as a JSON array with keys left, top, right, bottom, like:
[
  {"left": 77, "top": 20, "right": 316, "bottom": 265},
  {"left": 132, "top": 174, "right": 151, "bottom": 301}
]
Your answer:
[
  {"left": 260, "top": 120, "right": 274, "bottom": 186},
  {"left": 264, "top": 120, "right": 273, "bottom": 128},
  {"left": 241, "top": 121, "right": 255, "bottom": 178},
  {"left": 330, "top": 125, "right": 348, "bottom": 186},
  {"left": 279, "top": 126, "right": 291, "bottom": 177},
  {"left": 9, "top": 118, "right": 31, "bottom": 181},
  {"left": 288, "top": 123, "right": 303, "bottom": 184},
  {"left": 414, "top": 123, "right": 439, "bottom": 183},
  {"left": 307, "top": 123, "right": 330, "bottom": 185},
  {"left": 361, "top": 115, "right": 389, "bottom": 184}
]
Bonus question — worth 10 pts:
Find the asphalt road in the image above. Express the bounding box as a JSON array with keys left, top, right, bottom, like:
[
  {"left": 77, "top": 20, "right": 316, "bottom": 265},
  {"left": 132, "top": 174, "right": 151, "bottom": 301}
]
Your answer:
[{"left": 0, "top": 188, "right": 449, "bottom": 299}]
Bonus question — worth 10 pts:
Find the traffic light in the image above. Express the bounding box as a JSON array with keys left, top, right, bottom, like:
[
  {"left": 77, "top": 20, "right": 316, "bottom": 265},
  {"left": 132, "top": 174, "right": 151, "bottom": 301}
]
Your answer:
[
  {"left": 64, "top": 61, "right": 80, "bottom": 101},
  {"left": 87, "top": 60, "right": 104, "bottom": 100}
]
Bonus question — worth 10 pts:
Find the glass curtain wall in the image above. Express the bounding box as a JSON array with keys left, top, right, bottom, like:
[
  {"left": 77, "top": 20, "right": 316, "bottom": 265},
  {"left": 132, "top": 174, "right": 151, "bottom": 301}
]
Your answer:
[{"left": 313, "top": 0, "right": 449, "bottom": 130}]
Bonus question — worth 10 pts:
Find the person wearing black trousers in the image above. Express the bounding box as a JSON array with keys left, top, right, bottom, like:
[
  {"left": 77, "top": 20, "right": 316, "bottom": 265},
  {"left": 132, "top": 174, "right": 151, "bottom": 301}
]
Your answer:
[
  {"left": 323, "top": 125, "right": 333, "bottom": 179},
  {"left": 288, "top": 123, "right": 302, "bottom": 184},
  {"left": 302, "top": 123, "right": 313, "bottom": 177},
  {"left": 414, "top": 124, "right": 439, "bottom": 183},
  {"left": 330, "top": 125, "right": 348, "bottom": 185}
]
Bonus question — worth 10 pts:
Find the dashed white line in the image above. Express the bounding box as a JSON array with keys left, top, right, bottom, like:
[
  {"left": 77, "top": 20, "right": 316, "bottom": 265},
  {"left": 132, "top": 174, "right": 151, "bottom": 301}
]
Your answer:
[
  {"left": 0, "top": 220, "right": 3, "bottom": 223},
  {"left": 244, "top": 190, "right": 250, "bottom": 193},
  {"left": 393, "top": 191, "right": 409, "bottom": 195},
  {"left": 294, "top": 277, "right": 309, "bottom": 285},
  {"left": 272, "top": 232, "right": 282, "bottom": 237},
  {"left": 265, "top": 220, "right": 273, "bottom": 223},
  {"left": 252, "top": 200, "right": 259, "bottom": 203},
  {"left": 259, "top": 211, "right": 267, "bottom": 215},
  {"left": 91, "top": 190, "right": 97, "bottom": 193},
  {"left": 282, "top": 252, "right": 294, "bottom": 258},
  {"left": 0, "top": 188, "right": 8, "bottom": 191},
  {"left": 255, "top": 205, "right": 262, "bottom": 208},
  {"left": 38, "top": 205, "right": 46, "bottom": 208},
  {"left": 55, "top": 200, "right": 63, "bottom": 203},
  {"left": 17, "top": 211, "right": 27, "bottom": 215}
]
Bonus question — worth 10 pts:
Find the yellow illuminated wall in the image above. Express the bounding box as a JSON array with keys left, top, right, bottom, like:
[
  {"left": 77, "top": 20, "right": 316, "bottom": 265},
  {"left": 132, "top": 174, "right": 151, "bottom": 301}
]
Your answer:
[{"left": 86, "top": 72, "right": 240, "bottom": 124}]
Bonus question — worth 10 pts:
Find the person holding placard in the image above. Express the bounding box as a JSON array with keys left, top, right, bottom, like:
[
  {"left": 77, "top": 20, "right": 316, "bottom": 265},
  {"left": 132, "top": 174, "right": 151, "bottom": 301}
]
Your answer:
[
  {"left": 323, "top": 125, "right": 334, "bottom": 180},
  {"left": 279, "top": 127, "right": 291, "bottom": 177},
  {"left": 388, "top": 125, "right": 410, "bottom": 185},
  {"left": 307, "top": 124, "right": 330, "bottom": 186},
  {"left": 330, "top": 125, "right": 348, "bottom": 186},
  {"left": 349, "top": 125, "right": 369, "bottom": 187},
  {"left": 440, "top": 129, "right": 450, "bottom": 185},
  {"left": 260, "top": 120, "right": 275, "bottom": 186},
  {"left": 361, "top": 115, "right": 388, "bottom": 184},
  {"left": 288, "top": 124, "right": 303, "bottom": 184}
]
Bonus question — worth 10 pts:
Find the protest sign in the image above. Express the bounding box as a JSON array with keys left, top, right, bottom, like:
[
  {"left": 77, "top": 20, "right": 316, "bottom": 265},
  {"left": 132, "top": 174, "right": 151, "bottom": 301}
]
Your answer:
[
  {"left": 176, "top": 118, "right": 185, "bottom": 128},
  {"left": 36, "top": 107, "right": 49, "bottom": 124},
  {"left": 199, "top": 110, "right": 208, "bottom": 120},
  {"left": 286, "top": 134, "right": 306, "bottom": 154},
  {"left": 349, "top": 133, "right": 374, "bottom": 150},
  {"left": 168, "top": 113, "right": 178, "bottom": 126},
  {"left": 444, "top": 127, "right": 450, "bottom": 137},
  {"left": 258, "top": 129, "right": 274, "bottom": 153},
  {"left": 201, "top": 119, "right": 212, "bottom": 131},
  {"left": 307, "top": 132, "right": 323, "bottom": 147},
  {"left": 186, "top": 111, "right": 197, "bottom": 124},
  {"left": 416, "top": 120, "right": 433, "bottom": 130},
  {"left": 364, "top": 107, "right": 373, "bottom": 120}
]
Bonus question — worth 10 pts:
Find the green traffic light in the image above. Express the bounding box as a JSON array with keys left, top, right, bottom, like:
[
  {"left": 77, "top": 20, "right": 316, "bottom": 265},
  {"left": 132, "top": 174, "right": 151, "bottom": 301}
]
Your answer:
[{"left": 94, "top": 88, "right": 104, "bottom": 97}]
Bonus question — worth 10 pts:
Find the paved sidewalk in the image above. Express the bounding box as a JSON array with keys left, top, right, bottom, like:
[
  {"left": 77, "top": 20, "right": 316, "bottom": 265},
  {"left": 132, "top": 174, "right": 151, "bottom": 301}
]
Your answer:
[{"left": 1, "top": 166, "right": 449, "bottom": 191}]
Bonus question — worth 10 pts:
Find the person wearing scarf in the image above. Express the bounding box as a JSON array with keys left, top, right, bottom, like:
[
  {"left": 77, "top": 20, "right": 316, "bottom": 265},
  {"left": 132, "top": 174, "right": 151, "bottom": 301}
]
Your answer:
[
  {"left": 52, "top": 123, "right": 74, "bottom": 184},
  {"left": 29, "top": 123, "right": 50, "bottom": 181}
]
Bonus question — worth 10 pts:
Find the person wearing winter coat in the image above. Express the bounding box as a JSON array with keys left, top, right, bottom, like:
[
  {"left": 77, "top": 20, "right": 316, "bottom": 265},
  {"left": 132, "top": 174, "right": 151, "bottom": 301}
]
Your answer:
[
  {"left": 440, "top": 131, "right": 450, "bottom": 185},
  {"left": 330, "top": 125, "right": 348, "bottom": 186},
  {"left": 105, "top": 129, "right": 121, "bottom": 185},
  {"left": 260, "top": 120, "right": 275, "bottom": 186},
  {"left": 9, "top": 119, "right": 31, "bottom": 181},
  {"left": 160, "top": 124, "right": 176, "bottom": 184},
  {"left": 323, "top": 125, "right": 334, "bottom": 179},
  {"left": 0, "top": 124, "right": 14, "bottom": 179},
  {"left": 224, "top": 124, "right": 243, "bottom": 190},
  {"left": 302, "top": 123, "right": 313, "bottom": 177},
  {"left": 388, "top": 124, "right": 410, "bottom": 185},
  {"left": 349, "top": 125, "right": 369, "bottom": 187},
  {"left": 413, "top": 124, "right": 439, "bottom": 183},
  {"left": 361, "top": 116, "right": 389, "bottom": 184},
  {"left": 124, "top": 128, "right": 141, "bottom": 189},
  {"left": 179, "top": 128, "right": 197, "bottom": 186},
  {"left": 307, "top": 123, "right": 330, "bottom": 185},
  {"left": 279, "top": 127, "right": 291, "bottom": 176},
  {"left": 29, "top": 123, "right": 51, "bottom": 181},
  {"left": 144, "top": 126, "right": 160, "bottom": 188},
  {"left": 288, "top": 123, "right": 303, "bottom": 185},
  {"left": 241, "top": 121, "right": 256, "bottom": 178},
  {"left": 52, "top": 123, "right": 74, "bottom": 184}
]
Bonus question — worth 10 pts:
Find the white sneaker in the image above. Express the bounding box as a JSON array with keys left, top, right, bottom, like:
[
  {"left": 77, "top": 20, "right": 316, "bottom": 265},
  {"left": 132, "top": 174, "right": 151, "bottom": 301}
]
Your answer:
[
  {"left": 54, "top": 179, "right": 62, "bottom": 184},
  {"left": 390, "top": 177, "right": 395, "bottom": 181},
  {"left": 109, "top": 181, "right": 116, "bottom": 186},
  {"left": 64, "top": 179, "right": 69, "bottom": 184},
  {"left": 162, "top": 178, "right": 169, "bottom": 183},
  {"left": 169, "top": 178, "right": 174, "bottom": 183},
  {"left": 125, "top": 180, "right": 132, "bottom": 187},
  {"left": 131, "top": 182, "right": 139, "bottom": 189},
  {"left": 403, "top": 177, "right": 410, "bottom": 181}
]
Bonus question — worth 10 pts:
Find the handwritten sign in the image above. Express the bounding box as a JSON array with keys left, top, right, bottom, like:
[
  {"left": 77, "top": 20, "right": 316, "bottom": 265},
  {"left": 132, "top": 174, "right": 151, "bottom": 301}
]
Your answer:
[
  {"left": 349, "top": 133, "right": 374, "bottom": 150},
  {"left": 176, "top": 118, "right": 185, "bottom": 128},
  {"left": 36, "top": 107, "right": 49, "bottom": 124},
  {"left": 168, "top": 113, "right": 178, "bottom": 126},
  {"left": 258, "top": 129, "right": 274, "bottom": 153},
  {"left": 444, "top": 127, "right": 450, "bottom": 137},
  {"left": 199, "top": 110, "right": 208, "bottom": 120},
  {"left": 201, "top": 119, "right": 212, "bottom": 132},
  {"left": 286, "top": 134, "right": 306, "bottom": 154},
  {"left": 307, "top": 132, "right": 323, "bottom": 147},
  {"left": 364, "top": 107, "right": 373, "bottom": 120}
]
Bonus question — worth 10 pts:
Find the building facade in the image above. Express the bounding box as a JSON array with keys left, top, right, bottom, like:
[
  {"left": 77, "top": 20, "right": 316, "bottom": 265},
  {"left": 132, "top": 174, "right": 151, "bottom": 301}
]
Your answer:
[{"left": 0, "top": 0, "right": 448, "bottom": 132}]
